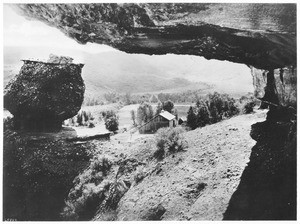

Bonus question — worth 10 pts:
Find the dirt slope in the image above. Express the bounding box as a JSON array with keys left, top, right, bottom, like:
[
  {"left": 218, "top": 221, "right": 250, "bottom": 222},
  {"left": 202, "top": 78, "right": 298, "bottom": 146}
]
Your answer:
[{"left": 113, "top": 110, "right": 267, "bottom": 221}]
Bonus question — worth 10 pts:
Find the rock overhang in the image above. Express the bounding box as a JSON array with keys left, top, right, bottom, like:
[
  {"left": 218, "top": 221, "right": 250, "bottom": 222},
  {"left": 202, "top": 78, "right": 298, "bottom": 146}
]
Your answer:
[{"left": 12, "top": 3, "right": 296, "bottom": 70}]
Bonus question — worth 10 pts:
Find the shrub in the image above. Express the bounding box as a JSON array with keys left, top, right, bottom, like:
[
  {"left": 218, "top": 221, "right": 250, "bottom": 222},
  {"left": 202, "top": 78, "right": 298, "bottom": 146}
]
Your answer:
[
  {"left": 61, "top": 156, "right": 113, "bottom": 221},
  {"left": 154, "top": 127, "right": 188, "bottom": 159},
  {"left": 133, "top": 166, "right": 147, "bottom": 184},
  {"left": 105, "top": 117, "right": 119, "bottom": 132},
  {"left": 88, "top": 122, "right": 95, "bottom": 128},
  {"left": 243, "top": 101, "right": 256, "bottom": 114},
  {"left": 102, "top": 110, "right": 119, "bottom": 132},
  {"left": 90, "top": 156, "right": 112, "bottom": 176}
]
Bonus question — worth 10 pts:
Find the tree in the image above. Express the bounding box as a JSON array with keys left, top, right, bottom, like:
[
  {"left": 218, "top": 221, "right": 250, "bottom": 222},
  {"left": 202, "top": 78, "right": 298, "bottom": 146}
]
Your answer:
[
  {"left": 130, "top": 109, "right": 136, "bottom": 126},
  {"left": 137, "top": 102, "right": 154, "bottom": 126},
  {"left": 186, "top": 106, "right": 197, "bottom": 130},
  {"left": 195, "top": 100, "right": 210, "bottom": 127},
  {"left": 124, "top": 92, "right": 132, "bottom": 105},
  {"left": 76, "top": 113, "right": 83, "bottom": 126},
  {"left": 156, "top": 102, "right": 163, "bottom": 115},
  {"left": 162, "top": 100, "right": 174, "bottom": 113}
]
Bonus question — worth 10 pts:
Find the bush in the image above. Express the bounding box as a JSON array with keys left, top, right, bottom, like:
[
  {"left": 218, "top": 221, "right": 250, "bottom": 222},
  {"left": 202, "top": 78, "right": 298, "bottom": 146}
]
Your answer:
[
  {"left": 88, "top": 122, "right": 95, "bottom": 128},
  {"left": 154, "top": 127, "right": 188, "bottom": 159},
  {"left": 102, "top": 110, "right": 119, "bottom": 132},
  {"left": 61, "top": 156, "right": 113, "bottom": 221},
  {"left": 133, "top": 166, "right": 147, "bottom": 184},
  {"left": 90, "top": 156, "right": 112, "bottom": 176},
  {"left": 105, "top": 117, "right": 119, "bottom": 132},
  {"left": 243, "top": 101, "right": 256, "bottom": 114}
]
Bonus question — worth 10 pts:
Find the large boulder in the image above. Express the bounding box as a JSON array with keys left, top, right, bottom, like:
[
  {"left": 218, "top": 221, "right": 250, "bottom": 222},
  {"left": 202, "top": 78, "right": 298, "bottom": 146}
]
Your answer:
[{"left": 4, "top": 56, "right": 85, "bottom": 131}]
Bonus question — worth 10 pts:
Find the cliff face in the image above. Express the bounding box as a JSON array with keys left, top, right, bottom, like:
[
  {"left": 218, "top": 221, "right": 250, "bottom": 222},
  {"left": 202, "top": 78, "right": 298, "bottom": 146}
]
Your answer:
[{"left": 251, "top": 66, "right": 297, "bottom": 108}]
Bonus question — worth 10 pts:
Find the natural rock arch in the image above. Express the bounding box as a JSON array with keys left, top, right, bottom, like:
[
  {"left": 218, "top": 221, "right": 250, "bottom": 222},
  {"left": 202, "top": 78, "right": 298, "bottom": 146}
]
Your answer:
[{"left": 11, "top": 3, "right": 297, "bottom": 220}]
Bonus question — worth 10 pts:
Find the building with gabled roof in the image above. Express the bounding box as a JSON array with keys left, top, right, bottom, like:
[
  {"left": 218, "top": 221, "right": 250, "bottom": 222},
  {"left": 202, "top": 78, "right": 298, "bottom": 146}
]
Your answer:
[{"left": 138, "top": 110, "right": 177, "bottom": 134}]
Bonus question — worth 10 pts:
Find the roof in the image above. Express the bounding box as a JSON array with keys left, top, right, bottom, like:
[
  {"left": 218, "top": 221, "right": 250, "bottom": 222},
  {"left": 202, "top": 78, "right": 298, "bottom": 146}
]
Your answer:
[
  {"left": 159, "top": 110, "right": 175, "bottom": 121},
  {"left": 179, "top": 117, "right": 187, "bottom": 121}
]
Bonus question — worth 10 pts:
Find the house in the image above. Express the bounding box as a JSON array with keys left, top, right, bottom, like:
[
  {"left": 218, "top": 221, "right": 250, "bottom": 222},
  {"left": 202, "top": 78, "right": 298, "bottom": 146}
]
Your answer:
[
  {"left": 138, "top": 110, "right": 176, "bottom": 134},
  {"left": 178, "top": 117, "right": 187, "bottom": 125}
]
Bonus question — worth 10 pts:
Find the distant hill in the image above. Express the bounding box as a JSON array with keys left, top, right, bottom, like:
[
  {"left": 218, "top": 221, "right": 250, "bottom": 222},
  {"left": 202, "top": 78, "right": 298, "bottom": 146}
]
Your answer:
[{"left": 3, "top": 46, "right": 253, "bottom": 100}]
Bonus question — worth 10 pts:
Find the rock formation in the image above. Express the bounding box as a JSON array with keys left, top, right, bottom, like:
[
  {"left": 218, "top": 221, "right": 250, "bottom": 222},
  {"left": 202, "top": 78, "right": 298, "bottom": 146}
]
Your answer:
[
  {"left": 4, "top": 55, "right": 85, "bottom": 131},
  {"left": 13, "top": 3, "right": 296, "bottom": 70},
  {"left": 11, "top": 3, "right": 297, "bottom": 220}
]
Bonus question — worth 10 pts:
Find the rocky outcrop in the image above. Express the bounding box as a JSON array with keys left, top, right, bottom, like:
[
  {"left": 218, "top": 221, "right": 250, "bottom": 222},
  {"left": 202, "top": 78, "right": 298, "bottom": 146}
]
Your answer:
[
  {"left": 223, "top": 118, "right": 296, "bottom": 220},
  {"left": 251, "top": 66, "right": 297, "bottom": 108},
  {"left": 13, "top": 3, "right": 296, "bottom": 70},
  {"left": 12, "top": 3, "right": 296, "bottom": 109},
  {"left": 4, "top": 56, "right": 85, "bottom": 131},
  {"left": 3, "top": 123, "right": 93, "bottom": 221}
]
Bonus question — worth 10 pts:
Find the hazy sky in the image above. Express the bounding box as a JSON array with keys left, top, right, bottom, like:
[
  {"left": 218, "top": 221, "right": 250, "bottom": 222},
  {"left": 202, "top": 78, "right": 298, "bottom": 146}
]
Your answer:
[{"left": 3, "top": 4, "right": 116, "bottom": 53}]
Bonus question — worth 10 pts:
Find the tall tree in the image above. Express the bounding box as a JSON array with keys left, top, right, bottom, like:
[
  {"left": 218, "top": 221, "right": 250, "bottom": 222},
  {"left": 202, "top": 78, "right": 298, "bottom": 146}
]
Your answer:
[
  {"left": 137, "top": 102, "right": 154, "bottom": 125},
  {"left": 187, "top": 106, "right": 197, "bottom": 130}
]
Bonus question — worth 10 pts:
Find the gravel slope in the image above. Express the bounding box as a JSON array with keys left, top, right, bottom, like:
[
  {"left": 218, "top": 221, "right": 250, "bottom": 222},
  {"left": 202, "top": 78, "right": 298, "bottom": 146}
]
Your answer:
[{"left": 115, "top": 110, "right": 267, "bottom": 221}]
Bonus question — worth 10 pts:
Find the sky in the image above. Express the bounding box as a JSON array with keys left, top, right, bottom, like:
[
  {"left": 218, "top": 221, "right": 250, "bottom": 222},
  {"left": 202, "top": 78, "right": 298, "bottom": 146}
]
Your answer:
[{"left": 3, "top": 4, "right": 116, "bottom": 54}]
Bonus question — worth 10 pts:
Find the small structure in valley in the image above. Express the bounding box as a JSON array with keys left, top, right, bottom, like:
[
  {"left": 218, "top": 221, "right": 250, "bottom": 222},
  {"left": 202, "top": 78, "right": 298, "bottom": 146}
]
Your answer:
[{"left": 139, "top": 110, "right": 177, "bottom": 134}]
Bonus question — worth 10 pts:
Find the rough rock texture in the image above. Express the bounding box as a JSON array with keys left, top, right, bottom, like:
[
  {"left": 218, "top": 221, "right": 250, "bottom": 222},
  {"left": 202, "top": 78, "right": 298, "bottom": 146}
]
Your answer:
[
  {"left": 3, "top": 124, "right": 93, "bottom": 221},
  {"left": 251, "top": 66, "right": 297, "bottom": 108},
  {"left": 14, "top": 3, "right": 296, "bottom": 70},
  {"left": 223, "top": 118, "right": 296, "bottom": 220},
  {"left": 4, "top": 58, "right": 85, "bottom": 130}
]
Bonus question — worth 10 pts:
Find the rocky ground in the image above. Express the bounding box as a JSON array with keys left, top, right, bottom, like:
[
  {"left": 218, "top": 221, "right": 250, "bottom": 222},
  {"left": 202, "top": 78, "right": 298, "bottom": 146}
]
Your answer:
[
  {"left": 3, "top": 110, "right": 268, "bottom": 221},
  {"left": 88, "top": 109, "right": 267, "bottom": 220}
]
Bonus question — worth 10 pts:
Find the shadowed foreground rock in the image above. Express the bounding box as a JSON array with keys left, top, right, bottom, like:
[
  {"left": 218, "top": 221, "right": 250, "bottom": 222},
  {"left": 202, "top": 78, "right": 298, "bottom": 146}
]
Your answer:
[
  {"left": 4, "top": 56, "right": 85, "bottom": 131},
  {"left": 223, "top": 115, "right": 296, "bottom": 220}
]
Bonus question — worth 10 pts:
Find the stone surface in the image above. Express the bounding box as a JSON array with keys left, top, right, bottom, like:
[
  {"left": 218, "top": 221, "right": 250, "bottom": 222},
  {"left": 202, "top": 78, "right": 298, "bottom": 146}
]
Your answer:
[
  {"left": 251, "top": 66, "right": 297, "bottom": 108},
  {"left": 4, "top": 57, "right": 85, "bottom": 130},
  {"left": 13, "top": 3, "right": 296, "bottom": 70},
  {"left": 223, "top": 120, "right": 296, "bottom": 220}
]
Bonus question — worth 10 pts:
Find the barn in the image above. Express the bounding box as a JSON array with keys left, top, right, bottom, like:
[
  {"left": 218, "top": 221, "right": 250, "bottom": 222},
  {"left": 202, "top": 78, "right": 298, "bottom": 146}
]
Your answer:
[{"left": 138, "top": 110, "right": 176, "bottom": 134}]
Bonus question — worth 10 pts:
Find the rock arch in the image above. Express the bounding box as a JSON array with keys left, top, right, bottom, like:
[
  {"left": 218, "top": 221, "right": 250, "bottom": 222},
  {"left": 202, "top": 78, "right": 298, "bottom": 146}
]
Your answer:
[{"left": 11, "top": 3, "right": 297, "bottom": 220}]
